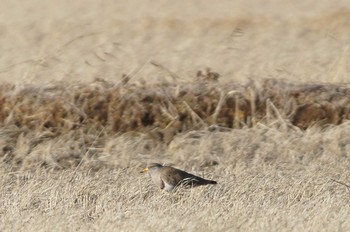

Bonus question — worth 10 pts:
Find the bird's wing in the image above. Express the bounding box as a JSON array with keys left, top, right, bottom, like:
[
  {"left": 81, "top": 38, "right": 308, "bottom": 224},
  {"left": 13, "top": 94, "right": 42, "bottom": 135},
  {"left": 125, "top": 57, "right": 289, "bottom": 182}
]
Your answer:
[
  {"left": 159, "top": 167, "right": 176, "bottom": 186},
  {"left": 161, "top": 167, "right": 197, "bottom": 185},
  {"left": 174, "top": 168, "right": 213, "bottom": 186}
]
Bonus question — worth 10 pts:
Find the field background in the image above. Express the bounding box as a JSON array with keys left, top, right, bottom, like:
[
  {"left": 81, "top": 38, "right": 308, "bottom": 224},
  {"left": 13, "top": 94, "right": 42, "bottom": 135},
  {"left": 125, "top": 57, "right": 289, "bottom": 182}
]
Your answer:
[{"left": 1, "top": 0, "right": 350, "bottom": 231}]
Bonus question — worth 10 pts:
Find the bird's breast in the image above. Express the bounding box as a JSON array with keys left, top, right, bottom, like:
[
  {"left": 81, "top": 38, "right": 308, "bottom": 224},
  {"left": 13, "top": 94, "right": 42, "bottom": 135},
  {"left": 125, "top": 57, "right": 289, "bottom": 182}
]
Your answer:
[{"left": 163, "top": 180, "right": 175, "bottom": 191}]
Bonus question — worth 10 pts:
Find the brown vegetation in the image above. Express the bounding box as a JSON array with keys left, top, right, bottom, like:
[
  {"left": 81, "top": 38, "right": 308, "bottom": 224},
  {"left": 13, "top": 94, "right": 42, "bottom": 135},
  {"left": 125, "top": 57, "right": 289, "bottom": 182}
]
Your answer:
[
  {"left": 0, "top": 75, "right": 350, "bottom": 173},
  {"left": 0, "top": 75, "right": 349, "bottom": 137}
]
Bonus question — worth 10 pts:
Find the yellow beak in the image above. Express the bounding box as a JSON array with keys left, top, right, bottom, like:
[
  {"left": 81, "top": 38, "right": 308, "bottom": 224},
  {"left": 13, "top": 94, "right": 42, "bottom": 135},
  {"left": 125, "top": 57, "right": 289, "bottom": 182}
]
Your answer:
[{"left": 140, "top": 167, "right": 149, "bottom": 173}]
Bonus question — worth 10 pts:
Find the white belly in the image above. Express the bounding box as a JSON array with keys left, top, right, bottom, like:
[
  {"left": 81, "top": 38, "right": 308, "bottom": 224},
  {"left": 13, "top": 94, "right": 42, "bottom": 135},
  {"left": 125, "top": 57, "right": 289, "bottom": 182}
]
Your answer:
[{"left": 163, "top": 181, "right": 175, "bottom": 191}]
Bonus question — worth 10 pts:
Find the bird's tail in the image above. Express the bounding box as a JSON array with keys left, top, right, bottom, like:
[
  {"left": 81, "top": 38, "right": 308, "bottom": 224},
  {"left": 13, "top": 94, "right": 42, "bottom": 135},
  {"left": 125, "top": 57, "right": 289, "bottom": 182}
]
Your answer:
[
  {"left": 205, "top": 179, "right": 217, "bottom": 185},
  {"left": 181, "top": 177, "right": 217, "bottom": 187},
  {"left": 194, "top": 177, "right": 217, "bottom": 185}
]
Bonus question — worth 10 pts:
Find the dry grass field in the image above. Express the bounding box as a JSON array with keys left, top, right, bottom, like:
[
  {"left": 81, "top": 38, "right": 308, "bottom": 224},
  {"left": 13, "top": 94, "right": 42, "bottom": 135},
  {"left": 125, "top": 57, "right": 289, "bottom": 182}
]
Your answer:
[{"left": 1, "top": 0, "right": 350, "bottom": 231}]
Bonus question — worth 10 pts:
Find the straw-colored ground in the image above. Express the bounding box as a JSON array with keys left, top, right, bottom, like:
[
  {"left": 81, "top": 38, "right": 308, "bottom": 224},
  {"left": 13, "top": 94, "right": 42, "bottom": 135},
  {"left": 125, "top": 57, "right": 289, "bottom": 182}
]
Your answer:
[{"left": 1, "top": 1, "right": 350, "bottom": 231}]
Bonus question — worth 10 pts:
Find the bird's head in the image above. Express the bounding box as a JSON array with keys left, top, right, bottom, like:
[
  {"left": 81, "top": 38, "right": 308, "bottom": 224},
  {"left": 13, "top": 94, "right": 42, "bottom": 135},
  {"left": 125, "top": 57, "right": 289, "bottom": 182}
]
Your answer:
[{"left": 140, "top": 163, "right": 163, "bottom": 173}]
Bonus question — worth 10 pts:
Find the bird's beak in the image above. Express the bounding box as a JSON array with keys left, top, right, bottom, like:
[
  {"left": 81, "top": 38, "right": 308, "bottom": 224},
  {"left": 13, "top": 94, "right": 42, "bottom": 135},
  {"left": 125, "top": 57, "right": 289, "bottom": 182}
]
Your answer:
[{"left": 140, "top": 167, "right": 149, "bottom": 173}]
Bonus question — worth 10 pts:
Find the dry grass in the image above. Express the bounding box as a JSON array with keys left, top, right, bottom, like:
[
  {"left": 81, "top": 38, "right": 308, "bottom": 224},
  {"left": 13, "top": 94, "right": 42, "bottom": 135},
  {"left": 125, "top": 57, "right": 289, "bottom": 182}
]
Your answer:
[
  {"left": 1, "top": 125, "right": 350, "bottom": 231},
  {"left": 1, "top": 0, "right": 350, "bottom": 231}
]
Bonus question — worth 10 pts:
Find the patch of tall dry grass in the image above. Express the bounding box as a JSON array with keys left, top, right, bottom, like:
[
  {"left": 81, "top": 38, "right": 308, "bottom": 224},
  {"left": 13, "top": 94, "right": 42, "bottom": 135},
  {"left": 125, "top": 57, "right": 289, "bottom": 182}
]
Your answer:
[{"left": 0, "top": 77, "right": 350, "bottom": 170}]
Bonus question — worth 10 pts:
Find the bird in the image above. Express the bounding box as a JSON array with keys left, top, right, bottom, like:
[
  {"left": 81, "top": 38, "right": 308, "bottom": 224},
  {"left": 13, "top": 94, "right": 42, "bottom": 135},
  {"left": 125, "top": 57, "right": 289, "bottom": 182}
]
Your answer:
[{"left": 141, "top": 163, "right": 217, "bottom": 191}]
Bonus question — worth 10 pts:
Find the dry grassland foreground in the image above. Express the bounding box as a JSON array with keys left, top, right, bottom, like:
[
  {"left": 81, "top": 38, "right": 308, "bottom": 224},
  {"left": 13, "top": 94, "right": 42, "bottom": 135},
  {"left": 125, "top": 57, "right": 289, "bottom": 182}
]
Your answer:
[{"left": 1, "top": 0, "right": 350, "bottom": 232}]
